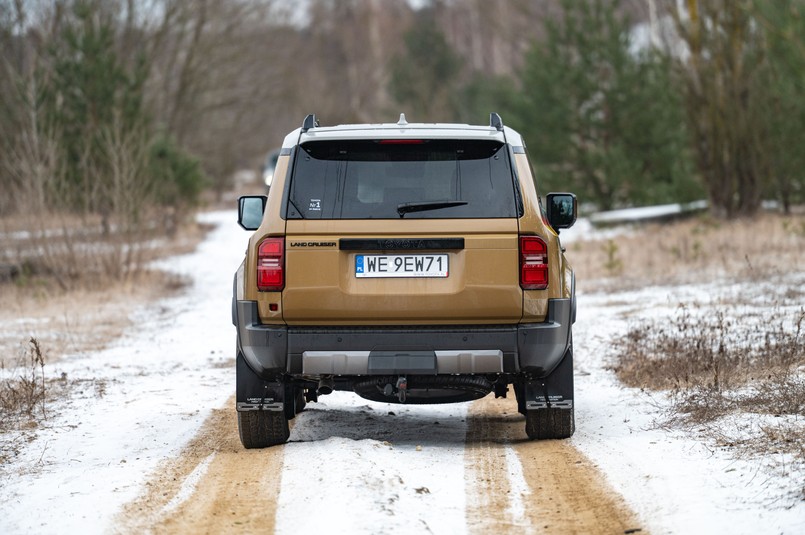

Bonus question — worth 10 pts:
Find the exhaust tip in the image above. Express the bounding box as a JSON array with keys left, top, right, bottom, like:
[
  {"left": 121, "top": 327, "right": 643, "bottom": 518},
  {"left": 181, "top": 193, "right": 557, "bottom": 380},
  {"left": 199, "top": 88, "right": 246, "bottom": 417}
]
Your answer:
[{"left": 317, "top": 377, "right": 335, "bottom": 396}]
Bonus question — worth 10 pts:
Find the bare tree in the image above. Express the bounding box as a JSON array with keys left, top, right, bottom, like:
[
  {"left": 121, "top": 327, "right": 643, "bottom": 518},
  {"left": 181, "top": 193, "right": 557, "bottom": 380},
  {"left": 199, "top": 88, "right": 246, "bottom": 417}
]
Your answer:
[{"left": 667, "top": 0, "right": 769, "bottom": 218}]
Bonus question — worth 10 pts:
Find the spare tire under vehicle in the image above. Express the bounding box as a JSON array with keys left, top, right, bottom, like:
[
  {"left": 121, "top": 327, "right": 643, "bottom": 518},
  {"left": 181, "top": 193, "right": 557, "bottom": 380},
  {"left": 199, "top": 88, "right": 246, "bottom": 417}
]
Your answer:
[{"left": 353, "top": 375, "right": 493, "bottom": 404}]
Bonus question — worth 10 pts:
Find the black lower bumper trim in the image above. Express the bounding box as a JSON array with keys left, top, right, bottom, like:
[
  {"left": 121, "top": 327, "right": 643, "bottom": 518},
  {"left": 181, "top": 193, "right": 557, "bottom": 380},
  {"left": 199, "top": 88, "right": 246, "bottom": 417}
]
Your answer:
[{"left": 235, "top": 299, "right": 572, "bottom": 378}]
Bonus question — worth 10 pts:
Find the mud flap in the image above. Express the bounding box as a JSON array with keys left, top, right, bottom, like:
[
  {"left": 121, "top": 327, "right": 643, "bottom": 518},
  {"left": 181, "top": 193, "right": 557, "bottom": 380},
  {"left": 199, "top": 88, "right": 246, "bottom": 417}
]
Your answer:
[
  {"left": 524, "top": 345, "right": 574, "bottom": 411},
  {"left": 236, "top": 352, "right": 285, "bottom": 412}
]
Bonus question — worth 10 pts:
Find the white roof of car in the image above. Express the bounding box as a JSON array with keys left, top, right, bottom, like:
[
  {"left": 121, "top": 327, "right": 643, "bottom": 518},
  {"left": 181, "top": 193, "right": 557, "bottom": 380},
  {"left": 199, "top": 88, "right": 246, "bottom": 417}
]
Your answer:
[{"left": 281, "top": 119, "right": 524, "bottom": 148}]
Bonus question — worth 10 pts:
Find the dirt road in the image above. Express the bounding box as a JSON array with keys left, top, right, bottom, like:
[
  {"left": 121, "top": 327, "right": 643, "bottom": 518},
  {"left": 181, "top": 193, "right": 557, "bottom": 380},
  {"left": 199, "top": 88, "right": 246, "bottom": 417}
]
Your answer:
[
  {"left": 466, "top": 395, "right": 640, "bottom": 534},
  {"left": 120, "top": 403, "right": 283, "bottom": 534},
  {"left": 119, "top": 392, "right": 641, "bottom": 534}
]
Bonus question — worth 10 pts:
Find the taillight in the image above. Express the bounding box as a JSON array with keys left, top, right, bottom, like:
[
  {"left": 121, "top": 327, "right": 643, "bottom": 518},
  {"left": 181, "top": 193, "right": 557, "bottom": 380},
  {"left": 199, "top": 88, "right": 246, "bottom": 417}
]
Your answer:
[
  {"left": 520, "top": 236, "right": 548, "bottom": 290},
  {"left": 257, "top": 237, "right": 284, "bottom": 292}
]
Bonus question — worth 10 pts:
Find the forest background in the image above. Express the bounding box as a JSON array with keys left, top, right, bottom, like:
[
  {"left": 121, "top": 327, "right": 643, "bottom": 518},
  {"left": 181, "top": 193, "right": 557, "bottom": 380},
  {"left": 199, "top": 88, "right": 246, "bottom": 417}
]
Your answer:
[{"left": 1, "top": 0, "right": 803, "bottom": 236}]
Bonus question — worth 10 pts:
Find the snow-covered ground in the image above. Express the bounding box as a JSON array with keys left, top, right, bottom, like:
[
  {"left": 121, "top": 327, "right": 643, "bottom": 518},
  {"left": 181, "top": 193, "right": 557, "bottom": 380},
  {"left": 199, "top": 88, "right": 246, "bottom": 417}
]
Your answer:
[
  {"left": 574, "top": 289, "right": 804, "bottom": 533},
  {"left": 0, "top": 211, "right": 240, "bottom": 533},
  {"left": 0, "top": 211, "right": 803, "bottom": 533}
]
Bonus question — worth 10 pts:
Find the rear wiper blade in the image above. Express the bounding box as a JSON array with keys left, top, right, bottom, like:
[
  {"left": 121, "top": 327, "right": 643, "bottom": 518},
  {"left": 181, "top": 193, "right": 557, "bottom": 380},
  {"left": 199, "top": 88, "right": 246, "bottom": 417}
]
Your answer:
[{"left": 396, "top": 201, "right": 468, "bottom": 218}]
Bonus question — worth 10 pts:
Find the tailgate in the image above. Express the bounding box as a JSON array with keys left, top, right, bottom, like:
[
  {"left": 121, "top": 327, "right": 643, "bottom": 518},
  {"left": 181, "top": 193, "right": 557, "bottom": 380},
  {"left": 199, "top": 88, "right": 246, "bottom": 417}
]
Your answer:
[{"left": 282, "top": 219, "right": 521, "bottom": 325}]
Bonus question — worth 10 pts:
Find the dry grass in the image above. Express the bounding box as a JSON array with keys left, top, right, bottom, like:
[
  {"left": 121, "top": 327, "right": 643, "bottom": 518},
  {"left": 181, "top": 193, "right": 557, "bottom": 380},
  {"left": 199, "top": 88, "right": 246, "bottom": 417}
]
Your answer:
[
  {"left": 600, "top": 215, "right": 805, "bottom": 499},
  {"left": 610, "top": 294, "right": 805, "bottom": 497},
  {"left": 614, "top": 304, "right": 804, "bottom": 394},
  {"left": 0, "top": 338, "right": 122, "bottom": 466},
  {"left": 0, "top": 215, "right": 209, "bottom": 369},
  {"left": 0, "top": 269, "right": 189, "bottom": 368},
  {"left": 568, "top": 213, "right": 805, "bottom": 292},
  {"left": 0, "top": 338, "right": 47, "bottom": 424},
  {"left": 0, "top": 210, "right": 212, "bottom": 290},
  {"left": 582, "top": 211, "right": 805, "bottom": 497},
  {"left": 613, "top": 302, "right": 805, "bottom": 429},
  {"left": 0, "top": 213, "right": 211, "bottom": 456}
]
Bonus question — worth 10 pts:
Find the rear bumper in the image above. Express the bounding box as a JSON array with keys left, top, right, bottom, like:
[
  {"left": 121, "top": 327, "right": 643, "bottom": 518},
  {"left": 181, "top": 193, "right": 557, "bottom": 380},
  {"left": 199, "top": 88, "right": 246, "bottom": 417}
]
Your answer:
[{"left": 234, "top": 298, "right": 572, "bottom": 378}]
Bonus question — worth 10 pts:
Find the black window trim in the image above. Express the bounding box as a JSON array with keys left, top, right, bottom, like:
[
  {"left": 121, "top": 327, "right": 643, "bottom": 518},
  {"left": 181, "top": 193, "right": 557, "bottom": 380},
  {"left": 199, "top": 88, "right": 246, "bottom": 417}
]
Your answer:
[
  {"left": 280, "top": 146, "right": 298, "bottom": 220},
  {"left": 508, "top": 144, "right": 525, "bottom": 219},
  {"left": 282, "top": 139, "right": 524, "bottom": 221}
]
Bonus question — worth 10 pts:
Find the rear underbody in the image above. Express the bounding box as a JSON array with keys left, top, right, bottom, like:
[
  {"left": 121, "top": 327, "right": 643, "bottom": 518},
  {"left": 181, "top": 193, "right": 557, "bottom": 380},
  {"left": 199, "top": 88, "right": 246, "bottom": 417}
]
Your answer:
[{"left": 233, "top": 296, "right": 574, "bottom": 421}]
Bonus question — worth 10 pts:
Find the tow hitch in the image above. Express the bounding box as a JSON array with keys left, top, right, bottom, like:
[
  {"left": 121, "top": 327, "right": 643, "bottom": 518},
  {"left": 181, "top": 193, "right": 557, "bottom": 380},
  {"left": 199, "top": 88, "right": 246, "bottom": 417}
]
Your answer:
[{"left": 382, "top": 376, "right": 408, "bottom": 403}]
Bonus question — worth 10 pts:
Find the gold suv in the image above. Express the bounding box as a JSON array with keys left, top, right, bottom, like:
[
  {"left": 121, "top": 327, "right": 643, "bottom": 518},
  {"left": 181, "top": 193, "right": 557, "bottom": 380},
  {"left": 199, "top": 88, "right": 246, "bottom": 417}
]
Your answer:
[{"left": 233, "top": 113, "right": 577, "bottom": 448}]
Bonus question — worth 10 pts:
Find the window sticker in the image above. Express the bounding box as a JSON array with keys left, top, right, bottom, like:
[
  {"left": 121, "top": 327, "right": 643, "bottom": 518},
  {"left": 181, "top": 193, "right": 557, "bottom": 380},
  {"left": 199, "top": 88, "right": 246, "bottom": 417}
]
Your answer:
[{"left": 309, "top": 199, "right": 322, "bottom": 211}]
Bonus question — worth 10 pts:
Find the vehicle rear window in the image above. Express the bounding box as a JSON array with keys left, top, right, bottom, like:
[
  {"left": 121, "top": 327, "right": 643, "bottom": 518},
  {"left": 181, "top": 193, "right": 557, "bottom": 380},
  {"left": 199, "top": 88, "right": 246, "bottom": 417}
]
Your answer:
[{"left": 286, "top": 139, "right": 518, "bottom": 219}]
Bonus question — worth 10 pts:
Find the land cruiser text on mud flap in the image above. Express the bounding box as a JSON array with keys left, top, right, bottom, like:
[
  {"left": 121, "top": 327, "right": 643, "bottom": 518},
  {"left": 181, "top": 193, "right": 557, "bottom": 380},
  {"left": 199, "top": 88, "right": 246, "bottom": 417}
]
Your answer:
[{"left": 232, "top": 113, "right": 577, "bottom": 448}]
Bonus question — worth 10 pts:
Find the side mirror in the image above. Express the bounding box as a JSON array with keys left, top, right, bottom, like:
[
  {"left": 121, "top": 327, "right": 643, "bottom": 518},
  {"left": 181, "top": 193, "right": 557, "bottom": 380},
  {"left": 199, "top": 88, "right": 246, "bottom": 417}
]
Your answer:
[
  {"left": 238, "top": 195, "right": 267, "bottom": 230},
  {"left": 546, "top": 192, "right": 577, "bottom": 230}
]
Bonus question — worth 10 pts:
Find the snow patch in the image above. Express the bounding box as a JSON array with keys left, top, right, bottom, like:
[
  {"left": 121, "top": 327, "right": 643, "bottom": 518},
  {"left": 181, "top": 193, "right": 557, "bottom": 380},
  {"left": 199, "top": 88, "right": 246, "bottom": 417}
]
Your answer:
[
  {"left": 276, "top": 392, "right": 468, "bottom": 535},
  {"left": 161, "top": 452, "right": 216, "bottom": 516},
  {"left": 504, "top": 445, "right": 530, "bottom": 527}
]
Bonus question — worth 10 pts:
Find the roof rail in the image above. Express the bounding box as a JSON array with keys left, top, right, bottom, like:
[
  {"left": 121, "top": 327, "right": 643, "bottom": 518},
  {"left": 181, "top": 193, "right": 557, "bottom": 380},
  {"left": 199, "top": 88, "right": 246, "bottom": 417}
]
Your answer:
[
  {"left": 490, "top": 112, "right": 504, "bottom": 131},
  {"left": 301, "top": 114, "right": 318, "bottom": 133}
]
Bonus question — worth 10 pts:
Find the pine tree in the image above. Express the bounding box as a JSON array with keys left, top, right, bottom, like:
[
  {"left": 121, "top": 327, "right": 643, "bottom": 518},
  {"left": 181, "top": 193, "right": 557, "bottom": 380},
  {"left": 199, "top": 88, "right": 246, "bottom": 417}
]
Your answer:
[
  {"left": 514, "top": 0, "right": 697, "bottom": 210},
  {"left": 43, "top": 0, "right": 149, "bottom": 213},
  {"left": 754, "top": 0, "right": 805, "bottom": 213}
]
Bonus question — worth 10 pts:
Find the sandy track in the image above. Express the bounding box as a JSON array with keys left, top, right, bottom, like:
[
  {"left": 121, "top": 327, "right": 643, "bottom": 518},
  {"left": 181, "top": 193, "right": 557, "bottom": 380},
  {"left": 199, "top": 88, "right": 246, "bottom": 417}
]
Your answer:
[
  {"left": 118, "top": 399, "right": 284, "bottom": 534},
  {"left": 466, "top": 394, "right": 643, "bottom": 534},
  {"left": 122, "top": 392, "right": 641, "bottom": 534}
]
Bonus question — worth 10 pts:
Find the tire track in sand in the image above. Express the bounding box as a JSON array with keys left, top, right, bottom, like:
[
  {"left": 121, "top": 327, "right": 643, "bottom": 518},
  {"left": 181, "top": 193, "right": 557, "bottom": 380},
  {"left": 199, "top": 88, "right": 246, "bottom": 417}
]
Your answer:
[
  {"left": 465, "top": 392, "right": 644, "bottom": 534},
  {"left": 117, "top": 397, "right": 284, "bottom": 534},
  {"left": 121, "top": 392, "right": 642, "bottom": 534}
]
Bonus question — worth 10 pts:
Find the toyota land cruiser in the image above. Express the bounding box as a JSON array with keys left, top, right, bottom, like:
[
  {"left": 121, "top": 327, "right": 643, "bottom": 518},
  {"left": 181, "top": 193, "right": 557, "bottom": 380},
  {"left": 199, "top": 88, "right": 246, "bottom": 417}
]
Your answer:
[{"left": 233, "top": 113, "right": 577, "bottom": 448}]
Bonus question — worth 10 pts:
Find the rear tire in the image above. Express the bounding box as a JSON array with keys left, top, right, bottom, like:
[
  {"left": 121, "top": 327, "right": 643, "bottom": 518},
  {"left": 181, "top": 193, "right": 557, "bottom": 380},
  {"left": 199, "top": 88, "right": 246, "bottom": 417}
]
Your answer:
[
  {"left": 523, "top": 337, "right": 575, "bottom": 439},
  {"left": 525, "top": 407, "right": 575, "bottom": 439},
  {"left": 295, "top": 388, "right": 307, "bottom": 413},
  {"left": 283, "top": 386, "right": 307, "bottom": 420},
  {"left": 238, "top": 410, "right": 290, "bottom": 448}
]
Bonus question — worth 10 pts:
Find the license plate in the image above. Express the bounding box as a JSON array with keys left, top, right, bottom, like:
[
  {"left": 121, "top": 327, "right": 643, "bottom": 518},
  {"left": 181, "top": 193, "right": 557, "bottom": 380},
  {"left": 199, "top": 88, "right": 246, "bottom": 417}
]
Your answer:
[{"left": 355, "top": 254, "right": 448, "bottom": 278}]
